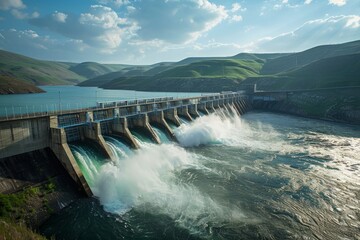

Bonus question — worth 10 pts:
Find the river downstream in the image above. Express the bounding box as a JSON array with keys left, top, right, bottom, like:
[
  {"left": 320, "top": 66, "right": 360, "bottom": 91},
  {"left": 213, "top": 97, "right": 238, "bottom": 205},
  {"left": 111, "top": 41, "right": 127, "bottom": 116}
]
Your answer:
[{"left": 40, "top": 111, "right": 360, "bottom": 240}]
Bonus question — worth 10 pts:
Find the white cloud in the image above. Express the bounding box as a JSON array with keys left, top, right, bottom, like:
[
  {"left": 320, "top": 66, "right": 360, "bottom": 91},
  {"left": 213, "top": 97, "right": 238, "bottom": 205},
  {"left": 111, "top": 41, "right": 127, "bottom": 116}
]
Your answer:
[
  {"left": 98, "top": 0, "right": 130, "bottom": 7},
  {"left": 0, "top": 28, "right": 90, "bottom": 61},
  {"left": 230, "top": 15, "right": 243, "bottom": 22},
  {"left": 255, "top": 15, "right": 360, "bottom": 52},
  {"left": 52, "top": 11, "right": 68, "bottom": 23},
  {"left": 11, "top": 9, "right": 27, "bottom": 19},
  {"left": 30, "top": 5, "right": 132, "bottom": 53},
  {"left": 345, "top": 16, "right": 360, "bottom": 28},
  {"left": 11, "top": 9, "right": 39, "bottom": 19},
  {"left": 231, "top": 3, "right": 246, "bottom": 12},
  {"left": 128, "top": 0, "right": 227, "bottom": 44},
  {"left": 304, "top": 0, "right": 312, "bottom": 4},
  {"left": 329, "top": 0, "right": 346, "bottom": 6},
  {"left": 0, "top": 0, "right": 25, "bottom": 10}
]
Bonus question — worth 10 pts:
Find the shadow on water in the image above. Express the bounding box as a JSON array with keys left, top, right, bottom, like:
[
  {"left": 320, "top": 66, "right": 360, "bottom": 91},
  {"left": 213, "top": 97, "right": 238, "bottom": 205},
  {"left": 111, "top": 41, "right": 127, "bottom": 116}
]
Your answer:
[{"left": 39, "top": 198, "right": 201, "bottom": 240}]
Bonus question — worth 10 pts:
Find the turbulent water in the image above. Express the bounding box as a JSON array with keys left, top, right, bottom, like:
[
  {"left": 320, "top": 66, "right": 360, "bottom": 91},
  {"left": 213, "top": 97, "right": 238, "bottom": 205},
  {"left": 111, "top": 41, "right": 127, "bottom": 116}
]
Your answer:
[{"left": 40, "top": 109, "right": 360, "bottom": 240}]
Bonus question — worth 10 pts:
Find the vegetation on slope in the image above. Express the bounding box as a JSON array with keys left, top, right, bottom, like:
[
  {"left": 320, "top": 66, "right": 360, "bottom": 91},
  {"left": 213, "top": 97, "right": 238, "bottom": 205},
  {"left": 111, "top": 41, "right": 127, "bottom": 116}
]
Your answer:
[
  {"left": 0, "top": 220, "right": 46, "bottom": 240},
  {"left": 78, "top": 62, "right": 175, "bottom": 87},
  {"left": 0, "top": 182, "right": 58, "bottom": 239},
  {"left": 0, "top": 50, "right": 86, "bottom": 85},
  {"left": 0, "top": 75, "right": 44, "bottom": 94},
  {"left": 242, "top": 53, "right": 360, "bottom": 91},
  {"left": 69, "top": 62, "right": 128, "bottom": 79},
  {"left": 100, "top": 59, "right": 265, "bottom": 92},
  {"left": 261, "top": 40, "right": 360, "bottom": 74},
  {"left": 88, "top": 40, "right": 360, "bottom": 93},
  {"left": 155, "top": 59, "right": 264, "bottom": 79}
]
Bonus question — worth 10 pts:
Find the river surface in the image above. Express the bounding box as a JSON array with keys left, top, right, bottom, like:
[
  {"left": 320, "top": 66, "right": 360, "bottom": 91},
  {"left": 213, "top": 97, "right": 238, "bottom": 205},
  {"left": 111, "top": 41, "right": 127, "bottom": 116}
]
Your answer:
[
  {"left": 0, "top": 86, "right": 202, "bottom": 116},
  {"left": 39, "top": 108, "right": 360, "bottom": 240}
]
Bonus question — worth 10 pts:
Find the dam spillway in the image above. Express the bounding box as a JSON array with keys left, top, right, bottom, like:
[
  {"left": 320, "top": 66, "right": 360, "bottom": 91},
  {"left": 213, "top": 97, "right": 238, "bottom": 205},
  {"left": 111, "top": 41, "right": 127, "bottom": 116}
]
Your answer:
[{"left": 0, "top": 92, "right": 251, "bottom": 196}]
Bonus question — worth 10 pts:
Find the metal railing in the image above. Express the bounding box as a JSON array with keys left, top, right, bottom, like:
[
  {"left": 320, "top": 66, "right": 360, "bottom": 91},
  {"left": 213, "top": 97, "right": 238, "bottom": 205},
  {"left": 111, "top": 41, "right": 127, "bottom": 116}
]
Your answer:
[{"left": 0, "top": 92, "right": 244, "bottom": 122}]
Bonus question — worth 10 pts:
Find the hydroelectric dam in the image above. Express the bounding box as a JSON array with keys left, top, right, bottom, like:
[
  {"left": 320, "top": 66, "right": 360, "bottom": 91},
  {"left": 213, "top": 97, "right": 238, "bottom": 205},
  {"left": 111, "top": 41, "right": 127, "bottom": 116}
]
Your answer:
[{"left": 0, "top": 92, "right": 252, "bottom": 196}]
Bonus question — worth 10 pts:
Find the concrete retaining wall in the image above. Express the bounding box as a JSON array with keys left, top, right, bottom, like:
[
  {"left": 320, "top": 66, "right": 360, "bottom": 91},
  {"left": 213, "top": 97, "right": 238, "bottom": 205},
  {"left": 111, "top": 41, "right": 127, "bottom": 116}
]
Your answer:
[{"left": 0, "top": 117, "right": 50, "bottom": 159}]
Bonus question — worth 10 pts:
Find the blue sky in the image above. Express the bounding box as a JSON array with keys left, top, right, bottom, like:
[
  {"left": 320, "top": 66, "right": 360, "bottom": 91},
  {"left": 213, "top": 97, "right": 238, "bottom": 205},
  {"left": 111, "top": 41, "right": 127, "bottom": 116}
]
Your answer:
[{"left": 0, "top": 0, "right": 359, "bottom": 64}]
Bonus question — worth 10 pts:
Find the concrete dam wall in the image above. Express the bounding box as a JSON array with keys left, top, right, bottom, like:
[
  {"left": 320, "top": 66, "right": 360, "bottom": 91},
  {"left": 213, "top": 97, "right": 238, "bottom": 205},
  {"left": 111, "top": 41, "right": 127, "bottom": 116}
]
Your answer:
[{"left": 0, "top": 93, "right": 251, "bottom": 196}]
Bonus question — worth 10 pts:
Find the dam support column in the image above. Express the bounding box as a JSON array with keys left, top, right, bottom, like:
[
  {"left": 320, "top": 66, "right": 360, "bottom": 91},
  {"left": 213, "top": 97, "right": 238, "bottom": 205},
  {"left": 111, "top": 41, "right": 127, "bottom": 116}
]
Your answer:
[
  {"left": 148, "top": 111, "right": 176, "bottom": 141},
  {"left": 164, "top": 108, "right": 181, "bottom": 126},
  {"left": 234, "top": 100, "right": 243, "bottom": 115},
  {"left": 177, "top": 106, "right": 193, "bottom": 121},
  {"left": 128, "top": 114, "right": 161, "bottom": 144},
  {"left": 206, "top": 102, "right": 215, "bottom": 113},
  {"left": 230, "top": 102, "right": 241, "bottom": 116},
  {"left": 198, "top": 103, "right": 210, "bottom": 115},
  {"left": 83, "top": 122, "right": 115, "bottom": 162},
  {"left": 49, "top": 117, "right": 92, "bottom": 196},
  {"left": 188, "top": 105, "right": 200, "bottom": 118},
  {"left": 112, "top": 117, "right": 139, "bottom": 149}
]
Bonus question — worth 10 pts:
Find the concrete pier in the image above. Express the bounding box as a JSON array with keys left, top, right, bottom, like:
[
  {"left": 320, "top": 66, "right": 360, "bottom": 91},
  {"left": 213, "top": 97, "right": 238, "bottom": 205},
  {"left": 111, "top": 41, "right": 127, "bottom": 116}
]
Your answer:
[
  {"left": 164, "top": 108, "right": 181, "bottom": 126},
  {"left": 128, "top": 114, "right": 161, "bottom": 144},
  {"left": 112, "top": 117, "right": 139, "bottom": 149},
  {"left": 177, "top": 106, "right": 193, "bottom": 121},
  {"left": 83, "top": 122, "right": 116, "bottom": 162},
  {"left": 148, "top": 111, "right": 175, "bottom": 140}
]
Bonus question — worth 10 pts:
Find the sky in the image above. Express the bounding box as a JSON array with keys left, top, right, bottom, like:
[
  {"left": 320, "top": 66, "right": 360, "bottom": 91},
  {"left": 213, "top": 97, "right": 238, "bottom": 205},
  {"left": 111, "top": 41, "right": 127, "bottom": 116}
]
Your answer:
[{"left": 0, "top": 0, "right": 359, "bottom": 64}]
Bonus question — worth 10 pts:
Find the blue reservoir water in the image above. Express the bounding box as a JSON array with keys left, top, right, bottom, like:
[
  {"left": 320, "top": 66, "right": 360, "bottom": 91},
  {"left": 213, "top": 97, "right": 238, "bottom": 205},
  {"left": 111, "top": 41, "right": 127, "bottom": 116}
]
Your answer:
[{"left": 0, "top": 86, "right": 203, "bottom": 117}]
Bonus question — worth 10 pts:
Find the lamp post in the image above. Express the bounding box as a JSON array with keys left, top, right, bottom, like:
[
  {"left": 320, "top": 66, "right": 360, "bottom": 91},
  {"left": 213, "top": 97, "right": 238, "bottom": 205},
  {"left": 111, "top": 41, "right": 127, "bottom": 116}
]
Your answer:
[{"left": 58, "top": 91, "right": 61, "bottom": 112}]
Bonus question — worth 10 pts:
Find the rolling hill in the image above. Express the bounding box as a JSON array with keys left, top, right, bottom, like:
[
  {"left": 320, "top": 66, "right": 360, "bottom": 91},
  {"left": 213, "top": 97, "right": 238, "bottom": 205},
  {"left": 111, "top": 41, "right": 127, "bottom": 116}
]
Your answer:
[
  {"left": 0, "top": 50, "right": 86, "bottom": 85},
  {"left": 241, "top": 53, "right": 360, "bottom": 91},
  {"left": 69, "top": 62, "right": 128, "bottom": 79},
  {"left": 101, "top": 59, "right": 265, "bottom": 92},
  {"left": 2, "top": 39, "right": 360, "bottom": 94},
  {"left": 261, "top": 40, "right": 360, "bottom": 74},
  {"left": 0, "top": 75, "right": 44, "bottom": 94},
  {"left": 78, "top": 62, "right": 175, "bottom": 87},
  {"left": 98, "top": 40, "right": 360, "bottom": 92}
]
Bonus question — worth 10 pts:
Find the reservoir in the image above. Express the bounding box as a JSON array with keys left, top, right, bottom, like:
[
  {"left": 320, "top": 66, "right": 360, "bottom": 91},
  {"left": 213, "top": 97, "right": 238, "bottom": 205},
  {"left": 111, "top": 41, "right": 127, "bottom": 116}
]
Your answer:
[{"left": 0, "top": 86, "right": 203, "bottom": 117}]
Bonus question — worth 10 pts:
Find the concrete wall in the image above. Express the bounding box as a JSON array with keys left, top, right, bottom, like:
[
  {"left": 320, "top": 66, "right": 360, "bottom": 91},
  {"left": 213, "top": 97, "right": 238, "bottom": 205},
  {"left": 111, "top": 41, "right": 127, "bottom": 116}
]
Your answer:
[
  {"left": 0, "top": 148, "right": 71, "bottom": 193},
  {"left": 0, "top": 117, "right": 50, "bottom": 159}
]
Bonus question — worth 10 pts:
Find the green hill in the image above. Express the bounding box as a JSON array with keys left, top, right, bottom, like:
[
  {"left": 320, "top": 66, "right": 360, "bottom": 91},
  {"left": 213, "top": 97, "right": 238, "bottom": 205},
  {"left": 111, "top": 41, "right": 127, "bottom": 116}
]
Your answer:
[
  {"left": 0, "top": 75, "right": 44, "bottom": 94},
  {"left": 155, "top": 59, "right": 264, "bottom": 79},
  {"left": 241, "top": 53, "right": 360, "bottom": 91},
  {"left": 78, "top": 62, "right": 175, "bottom": 87},
  {"left": 101, "top": 59, "right": 265, "bottom": 92},
  {"left": 0, "top": 50, "right": 86, "bottom": 85},
  {"left": 232, "top": 53, "right": 289, "bottom": 60},
  {"left": 69, "top": 62, "right": 127, "bottom": 79},
  {"left": 261, "top": 40, "right": 360, "bottom": 74}
]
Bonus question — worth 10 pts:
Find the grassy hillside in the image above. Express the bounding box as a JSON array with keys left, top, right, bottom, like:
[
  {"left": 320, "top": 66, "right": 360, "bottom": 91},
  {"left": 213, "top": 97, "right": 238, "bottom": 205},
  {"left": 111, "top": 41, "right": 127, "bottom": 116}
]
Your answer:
[
  {"left": 0, "top": 75, "right": 44, "bottom": 94},
  {"left": 156, "top": 59, "right": 264, "bottom": 79},
  {"left": 241, "top": 53, "right": 360, "bottom": 91},
  {"left": 79, "top": 62, "right": 175, "bottom": 87},
  {"left": 261, "top": 40, "right": 360, "bottom": 74},
  {"left": 69, "top": 62, "right": 128, "bottom": 79},
  {"left": 0, "top": 50, "right": 86, "bottom": 85},
  {"left": 101, "top": 59, "right": 265, "bottom": 92},
  {"left": 232, "top": 53, "right": 289, "bottom": 60}
]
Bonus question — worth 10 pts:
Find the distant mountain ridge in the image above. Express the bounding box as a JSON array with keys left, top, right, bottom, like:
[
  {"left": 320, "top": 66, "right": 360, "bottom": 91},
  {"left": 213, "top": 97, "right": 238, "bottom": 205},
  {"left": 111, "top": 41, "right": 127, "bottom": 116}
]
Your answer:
[
  {"left": 1, "top": 39, "right": 360, "bottom": 94},
  {"left": 94, "top": 40, "right": 360, "bottom": 92}
]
